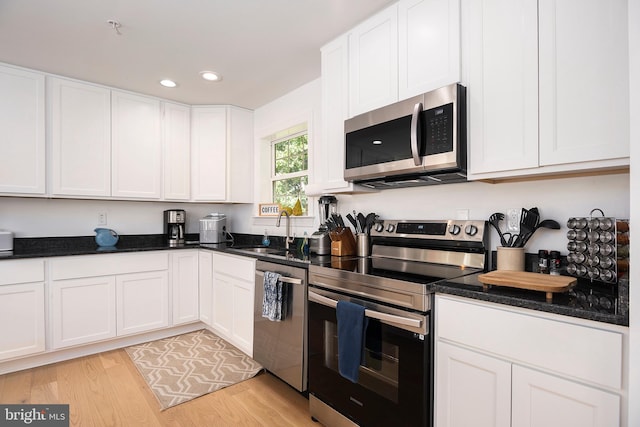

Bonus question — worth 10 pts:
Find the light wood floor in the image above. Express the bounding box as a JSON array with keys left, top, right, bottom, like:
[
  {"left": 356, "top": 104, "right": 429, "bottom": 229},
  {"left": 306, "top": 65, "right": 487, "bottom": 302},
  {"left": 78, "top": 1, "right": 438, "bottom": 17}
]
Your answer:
[{"left": 0, "top": 349, "right": 318, "bottom": 427}]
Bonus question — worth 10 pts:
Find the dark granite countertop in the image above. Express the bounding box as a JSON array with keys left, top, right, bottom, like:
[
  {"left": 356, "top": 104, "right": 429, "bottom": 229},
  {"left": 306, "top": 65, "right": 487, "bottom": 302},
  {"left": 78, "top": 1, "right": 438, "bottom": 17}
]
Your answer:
[{"left": 1, "top": 234, "right": 628, "bottom": 326}]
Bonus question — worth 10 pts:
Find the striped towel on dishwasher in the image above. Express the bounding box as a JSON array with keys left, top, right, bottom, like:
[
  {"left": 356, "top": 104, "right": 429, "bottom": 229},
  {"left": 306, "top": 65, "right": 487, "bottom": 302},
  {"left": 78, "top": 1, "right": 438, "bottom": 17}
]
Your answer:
[{"left": 262, "top": 271, "right": 288, "bottom": 321}]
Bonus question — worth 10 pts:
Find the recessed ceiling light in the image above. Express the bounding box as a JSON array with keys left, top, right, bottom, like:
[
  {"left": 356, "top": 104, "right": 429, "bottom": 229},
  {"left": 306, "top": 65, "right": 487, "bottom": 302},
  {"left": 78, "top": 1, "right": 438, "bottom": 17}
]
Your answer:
[
  {"left": 200, "top": 71, "right": 222, "bottom": 82},
  {"left": 160, "top": 79, "right": 177, "bottom": 88}
]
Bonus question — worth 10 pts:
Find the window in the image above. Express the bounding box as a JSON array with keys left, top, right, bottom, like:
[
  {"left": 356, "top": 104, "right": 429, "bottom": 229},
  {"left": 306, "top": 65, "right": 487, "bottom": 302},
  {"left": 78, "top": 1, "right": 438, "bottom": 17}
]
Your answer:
[{"left": 272, "top": 132, "right": 308, "bottom": 215}]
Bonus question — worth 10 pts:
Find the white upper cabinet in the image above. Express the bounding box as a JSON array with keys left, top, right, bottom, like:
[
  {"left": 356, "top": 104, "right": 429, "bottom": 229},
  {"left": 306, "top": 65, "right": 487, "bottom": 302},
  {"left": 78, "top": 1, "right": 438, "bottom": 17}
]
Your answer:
[
  {"left": 111, "top": 91, "right": 162, "bottom": 199},
  {"left": 466, "top": 0, "right": 630, "bottom": 179},
  {"left": 538, "top": 0, "right": 629, "bottom": 165},
  {"left": 348, "top": 0, "right": 461, "bottom": 118},
  {"left": 191, "top": 106, "right": 227, "bottom": 201},
  {"left": 466, "top": 0, "right": 539, "bottom": 175},
  {"left": 227, "top": 106, "right": 253, "bottom": 203},
  {"left": 307, "top": 35, "right": 357, "bottom": 195},
  {"left": 162, "top": 102, "right": 191, "bottom": 200},
  {"left": 49, "top": 77, "right": 111, "bottom": 197},
  {"left": 191, "top": 105, "right": 253, "bottom": 202},
  {"left": 349, "top": 4, "right": 399, "bottom": 117},
  {"left": 398, "top": 0, "right": 461, "bottom": 100},
  {"left": 0, "top": 64, "right": 45, "bottom": 194},
  {"left": 309, "top": 0, "right": 460, "bottom": 195}
]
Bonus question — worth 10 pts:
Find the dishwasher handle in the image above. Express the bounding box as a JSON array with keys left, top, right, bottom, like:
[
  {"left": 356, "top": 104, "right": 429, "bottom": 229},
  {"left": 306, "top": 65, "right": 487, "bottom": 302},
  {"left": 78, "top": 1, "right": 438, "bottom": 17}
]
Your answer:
[
  {"left": 308, "top": 290, "right": 422, "bottom": 329},
  {"left": 256, "top": 270, "right": 303, "bottom": 285}
]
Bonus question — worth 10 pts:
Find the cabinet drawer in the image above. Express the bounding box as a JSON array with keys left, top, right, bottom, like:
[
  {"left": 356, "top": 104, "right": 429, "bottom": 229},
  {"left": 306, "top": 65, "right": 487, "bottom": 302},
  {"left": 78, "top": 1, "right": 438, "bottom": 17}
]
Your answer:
[
  {"left": 0, "top": 259, "right": 45, "bottom": 285},
  {"left": 51, "top": 252, "right": 169, "bottom": 280},
  {"left": 213, "top": 253, "right": 255, "bottom": 282},
  {"left": 436, "top": 296, "right": 623, "bottom": 389}
]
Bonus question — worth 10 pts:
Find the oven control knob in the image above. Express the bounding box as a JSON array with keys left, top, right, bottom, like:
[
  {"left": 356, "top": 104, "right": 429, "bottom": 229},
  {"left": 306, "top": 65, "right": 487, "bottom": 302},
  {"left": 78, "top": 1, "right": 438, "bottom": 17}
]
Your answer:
[
  {"left": 465, "top": 224, "right": 478, "bottom": 236},
  {"left": 386, "top": 224, "right": 395, "bottom": 233},
  {"left": 374, "top": 223, "right": 384, "bottom": 233},
  {"left": 448, "top": 224, "right": 461, "bottom": 235}
]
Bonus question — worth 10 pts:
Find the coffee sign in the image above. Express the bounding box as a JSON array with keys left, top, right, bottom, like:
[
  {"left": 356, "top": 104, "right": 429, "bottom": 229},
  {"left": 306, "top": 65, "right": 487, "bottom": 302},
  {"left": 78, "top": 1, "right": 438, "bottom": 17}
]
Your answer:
[{"left": 259, "top": 203, "right": 281, "bottom": 216}]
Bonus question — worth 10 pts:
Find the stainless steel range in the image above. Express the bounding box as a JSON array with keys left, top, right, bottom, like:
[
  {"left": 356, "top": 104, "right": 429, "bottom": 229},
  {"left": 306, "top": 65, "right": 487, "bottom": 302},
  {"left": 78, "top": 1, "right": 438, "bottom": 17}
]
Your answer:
[{"left": 307, "top": 219, "right": 488, "bottom": 427}]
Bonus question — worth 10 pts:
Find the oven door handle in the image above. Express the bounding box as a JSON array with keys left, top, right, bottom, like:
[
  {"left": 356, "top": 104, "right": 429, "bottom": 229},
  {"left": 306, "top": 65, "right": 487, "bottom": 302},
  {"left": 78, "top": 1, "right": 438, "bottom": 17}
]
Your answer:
[
  {"left": 308, "top": 291, "right": 422, "bottom": 329},
  {"left": 256, "top": 270, "right": 303, "bottom": 285}
]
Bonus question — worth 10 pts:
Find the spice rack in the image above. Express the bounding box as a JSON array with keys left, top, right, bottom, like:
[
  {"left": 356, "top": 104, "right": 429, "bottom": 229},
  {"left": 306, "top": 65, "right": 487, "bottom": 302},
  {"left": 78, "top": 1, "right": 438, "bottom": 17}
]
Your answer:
[{"left": 565, "top": 208, "right": 629, "bottom": 284}]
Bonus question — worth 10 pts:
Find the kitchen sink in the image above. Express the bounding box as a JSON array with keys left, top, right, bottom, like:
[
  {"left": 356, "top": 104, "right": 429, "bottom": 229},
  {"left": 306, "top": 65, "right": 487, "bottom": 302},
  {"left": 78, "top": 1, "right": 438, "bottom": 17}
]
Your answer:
[{"left": 230, "top": 246, "right": 288, "bottom": 256}]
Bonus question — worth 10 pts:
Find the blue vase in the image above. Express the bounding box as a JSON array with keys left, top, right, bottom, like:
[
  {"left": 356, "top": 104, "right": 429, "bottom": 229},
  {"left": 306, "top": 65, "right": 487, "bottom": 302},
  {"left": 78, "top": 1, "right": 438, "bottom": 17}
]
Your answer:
[{"left": 94, "top": 228, "right": 119, "bottom": 247}]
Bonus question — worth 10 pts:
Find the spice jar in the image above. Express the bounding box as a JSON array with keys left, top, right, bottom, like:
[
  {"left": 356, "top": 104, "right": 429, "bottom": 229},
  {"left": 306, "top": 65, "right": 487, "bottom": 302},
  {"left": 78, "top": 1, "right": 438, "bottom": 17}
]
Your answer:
[
  {"left": 549, "top": 250, "right": 561, "bottom": 276},
  {"left": 538, "top": 250, "right": 549, "bottom": 274}
]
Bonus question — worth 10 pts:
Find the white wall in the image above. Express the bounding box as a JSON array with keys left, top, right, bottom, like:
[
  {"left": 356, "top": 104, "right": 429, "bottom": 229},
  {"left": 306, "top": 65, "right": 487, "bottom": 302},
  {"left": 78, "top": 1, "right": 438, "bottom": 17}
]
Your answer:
[{"left": 0, "top": 198, "right": 233, "bottom": 237}]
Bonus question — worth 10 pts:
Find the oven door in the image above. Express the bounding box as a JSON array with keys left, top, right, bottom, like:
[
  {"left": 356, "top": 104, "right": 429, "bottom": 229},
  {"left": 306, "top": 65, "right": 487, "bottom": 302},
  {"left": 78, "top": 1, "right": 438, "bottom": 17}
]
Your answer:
[{"left": 308, "top": 288, "right": 431, "bottom": 427}]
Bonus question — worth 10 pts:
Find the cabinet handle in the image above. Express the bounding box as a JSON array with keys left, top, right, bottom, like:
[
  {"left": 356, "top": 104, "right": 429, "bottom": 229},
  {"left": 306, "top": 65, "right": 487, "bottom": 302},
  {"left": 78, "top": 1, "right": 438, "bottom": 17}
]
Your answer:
[
  {"left": 256, "top": 270, "right": 303, "bottom": 285},
  {"left": 308, "top": 291, "right": 422, "bottom": 329}
]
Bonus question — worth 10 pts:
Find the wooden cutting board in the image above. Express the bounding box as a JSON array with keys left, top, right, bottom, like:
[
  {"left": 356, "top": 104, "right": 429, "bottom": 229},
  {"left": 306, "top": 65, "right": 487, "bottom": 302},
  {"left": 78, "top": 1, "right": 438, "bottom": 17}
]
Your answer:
[{"left": 477, "top": 271, "right": 577, "bottom": 303}]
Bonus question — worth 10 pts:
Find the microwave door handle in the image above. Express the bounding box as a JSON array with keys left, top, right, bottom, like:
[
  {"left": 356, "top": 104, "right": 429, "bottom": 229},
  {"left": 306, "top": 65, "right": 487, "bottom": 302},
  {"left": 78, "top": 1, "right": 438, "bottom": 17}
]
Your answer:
[
  {"left": 308, "top": 291, "right": 422, "bottom": 329},
  {"left": 410, "top": 102, "right": 423, "bottom": 166}
]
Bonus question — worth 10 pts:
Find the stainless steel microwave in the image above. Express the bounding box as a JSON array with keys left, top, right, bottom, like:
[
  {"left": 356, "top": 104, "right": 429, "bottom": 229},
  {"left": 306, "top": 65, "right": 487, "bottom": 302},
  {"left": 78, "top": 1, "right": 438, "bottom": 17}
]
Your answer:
[{"left": 344, "top": 83, "right": 466, "bottom": 189}]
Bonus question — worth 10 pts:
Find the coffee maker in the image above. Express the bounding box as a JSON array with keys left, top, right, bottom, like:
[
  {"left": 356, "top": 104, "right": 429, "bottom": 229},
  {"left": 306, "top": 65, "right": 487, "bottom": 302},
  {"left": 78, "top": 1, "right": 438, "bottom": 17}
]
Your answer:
[
  {"left": 164, "top": 209, "right": 185, "bottom": 246},
  {"left": 309, "top": 195, "right": 337, "bottom": 255}
]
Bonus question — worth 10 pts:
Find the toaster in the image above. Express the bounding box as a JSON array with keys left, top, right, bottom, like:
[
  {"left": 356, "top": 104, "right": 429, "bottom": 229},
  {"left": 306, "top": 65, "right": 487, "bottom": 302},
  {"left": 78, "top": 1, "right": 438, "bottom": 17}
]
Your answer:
[{"left": 0, "top": 230, "right": 14, "bottom": 252}]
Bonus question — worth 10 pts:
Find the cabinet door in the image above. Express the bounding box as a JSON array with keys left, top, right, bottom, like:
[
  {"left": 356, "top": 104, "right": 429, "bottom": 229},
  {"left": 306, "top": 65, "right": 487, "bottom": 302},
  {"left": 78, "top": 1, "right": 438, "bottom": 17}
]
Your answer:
[
  {"left": 349, "top": 4, "right": 399, "bottom": 117},
  {"left": 436, "top": 341, "right": 511, "bottom": 427},
  {"left": 212, "top": 272, "right": 234, "bottom": 337},
  {"left": 0, "top": 64, "right": 45, "bottom": 194},
  {"left": 51, "top": 277, "right": 117, "bottom": 349},
  {"left": 111, "top": 91, "right": 161, "bottom": 199},
  {"left": 49, "top": 77, "right": 111, "bottom": 197},
  {"left": 163, "top": 102, "right": 191, "bottom": 200},
  {"left": 171, "top": 251, "right": 199, "bottom": 325},
  {"left": 198, "top": 251, "right": 214, "bottom": 327},
  {"left": 538, "top": 0, "right": 629, "bottom": 165},
  {"left": 191, "top": 106, "right": 227, "bottom": 201},
  {"left": 116, "top": 271, "right": 169, "bottom": 336},
  {"left": 512, "top": 365, "right": 620, "bottom": 427},
  {"left": 0, "top": 283, "right": 45, "bottom": 361},
  {"left": 398, "top": 0, "right": 460, "bottom": 99},
  {"left": 466, "top": 0, "right": 539, "bottom": 175},
  {"left": 312, "top": 35, "right": 354, "bottom": 194},
  {"left": 227, "top": 106, "right": 253, "bottom": 203},
  {"left": 231, "top": 274, "right": 254, "bottom": 356}
]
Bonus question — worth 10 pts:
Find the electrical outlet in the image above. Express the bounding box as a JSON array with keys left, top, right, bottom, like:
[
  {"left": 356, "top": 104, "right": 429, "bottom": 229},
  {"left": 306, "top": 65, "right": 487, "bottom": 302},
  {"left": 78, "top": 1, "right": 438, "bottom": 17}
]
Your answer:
[
  {"left": 456, "top": 209, "right": 469, "bottom": 220},
  {"left": 98, "top": 212, "right": 107, "bottom": 225},
  {"left": 506, "top": 208, "right": 520, "bottom": 232}
]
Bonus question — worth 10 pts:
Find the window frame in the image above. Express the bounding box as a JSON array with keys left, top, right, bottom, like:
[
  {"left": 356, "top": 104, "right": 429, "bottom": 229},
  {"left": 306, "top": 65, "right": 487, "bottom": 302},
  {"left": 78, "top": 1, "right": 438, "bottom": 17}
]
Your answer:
[{"left": 270, "top": 130, "right": 309, "bottom": 213}]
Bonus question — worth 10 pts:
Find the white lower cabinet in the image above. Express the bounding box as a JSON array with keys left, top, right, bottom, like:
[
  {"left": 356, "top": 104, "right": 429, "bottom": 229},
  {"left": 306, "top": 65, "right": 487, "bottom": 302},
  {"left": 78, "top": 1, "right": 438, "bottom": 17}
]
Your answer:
[
  {"left": 0, "top": 259, "right": 46, "bottom": 361},
  {"left": 211, "top": 253, "right": 255, "bottom": 356},
  {"left": 435, "top": 295, "right": 626, "bottom": 427},
  {"left": 170, "top": 250, "right": 199, "bottom": 325},
  {"left": 51, "top": 276, "right": 117, "bottom": 349},
  {"left": 116, "top": 271, "right": 169, "bottom": 336},
  {"left": 50, "top": 252, "right": 169, "bottom": 349}
]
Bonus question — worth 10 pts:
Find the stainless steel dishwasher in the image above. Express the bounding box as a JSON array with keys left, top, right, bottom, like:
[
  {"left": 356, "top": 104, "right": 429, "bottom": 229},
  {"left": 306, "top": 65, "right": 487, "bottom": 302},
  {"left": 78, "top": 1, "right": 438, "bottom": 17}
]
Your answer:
[{"left": 253, "top": 260, "right": 308, "bottom": 392}]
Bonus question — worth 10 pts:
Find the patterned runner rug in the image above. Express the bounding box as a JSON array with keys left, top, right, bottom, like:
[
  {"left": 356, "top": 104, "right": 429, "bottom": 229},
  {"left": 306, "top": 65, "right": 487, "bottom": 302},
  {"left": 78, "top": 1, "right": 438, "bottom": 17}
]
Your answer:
[{"left": 125, "top": 329, "right": 263, "bottom": 410}]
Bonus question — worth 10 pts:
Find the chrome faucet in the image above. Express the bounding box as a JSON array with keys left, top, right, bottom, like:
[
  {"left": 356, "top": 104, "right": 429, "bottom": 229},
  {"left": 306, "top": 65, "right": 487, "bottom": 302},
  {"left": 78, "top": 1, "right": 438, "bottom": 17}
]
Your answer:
[{"left": 276, "top": 210, "right": 295, "bottom": 251}]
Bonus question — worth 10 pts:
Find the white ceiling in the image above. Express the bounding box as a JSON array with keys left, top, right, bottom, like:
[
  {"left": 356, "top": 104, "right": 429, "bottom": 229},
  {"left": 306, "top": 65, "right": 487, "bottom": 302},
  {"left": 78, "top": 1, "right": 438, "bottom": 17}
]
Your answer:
[{"left": 0, "top": 0, "right": 396, "bottom": 109}]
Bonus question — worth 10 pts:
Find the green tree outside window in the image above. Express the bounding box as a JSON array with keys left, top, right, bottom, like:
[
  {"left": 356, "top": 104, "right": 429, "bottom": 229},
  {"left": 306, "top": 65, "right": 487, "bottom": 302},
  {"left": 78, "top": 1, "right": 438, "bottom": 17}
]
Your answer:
[{"left": 272, "top": 133, "right": 308, "bottom": 214}]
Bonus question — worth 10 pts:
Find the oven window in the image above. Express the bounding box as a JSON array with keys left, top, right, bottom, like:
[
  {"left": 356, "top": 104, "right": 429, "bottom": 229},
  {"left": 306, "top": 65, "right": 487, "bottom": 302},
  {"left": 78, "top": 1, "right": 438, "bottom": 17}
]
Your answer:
[{"left": 323, "top": 319, "right": 400, "bottom": 403}]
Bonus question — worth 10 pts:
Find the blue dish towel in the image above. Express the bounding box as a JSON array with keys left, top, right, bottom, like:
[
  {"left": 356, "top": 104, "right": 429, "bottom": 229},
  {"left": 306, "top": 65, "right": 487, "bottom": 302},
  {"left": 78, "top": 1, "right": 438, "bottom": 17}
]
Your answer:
[
  {"left": 262, "top": 271, "right": 288, "bottom": 321},
  {"left": 336, "top": 300, "right": 367, "bottom": 383}
]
